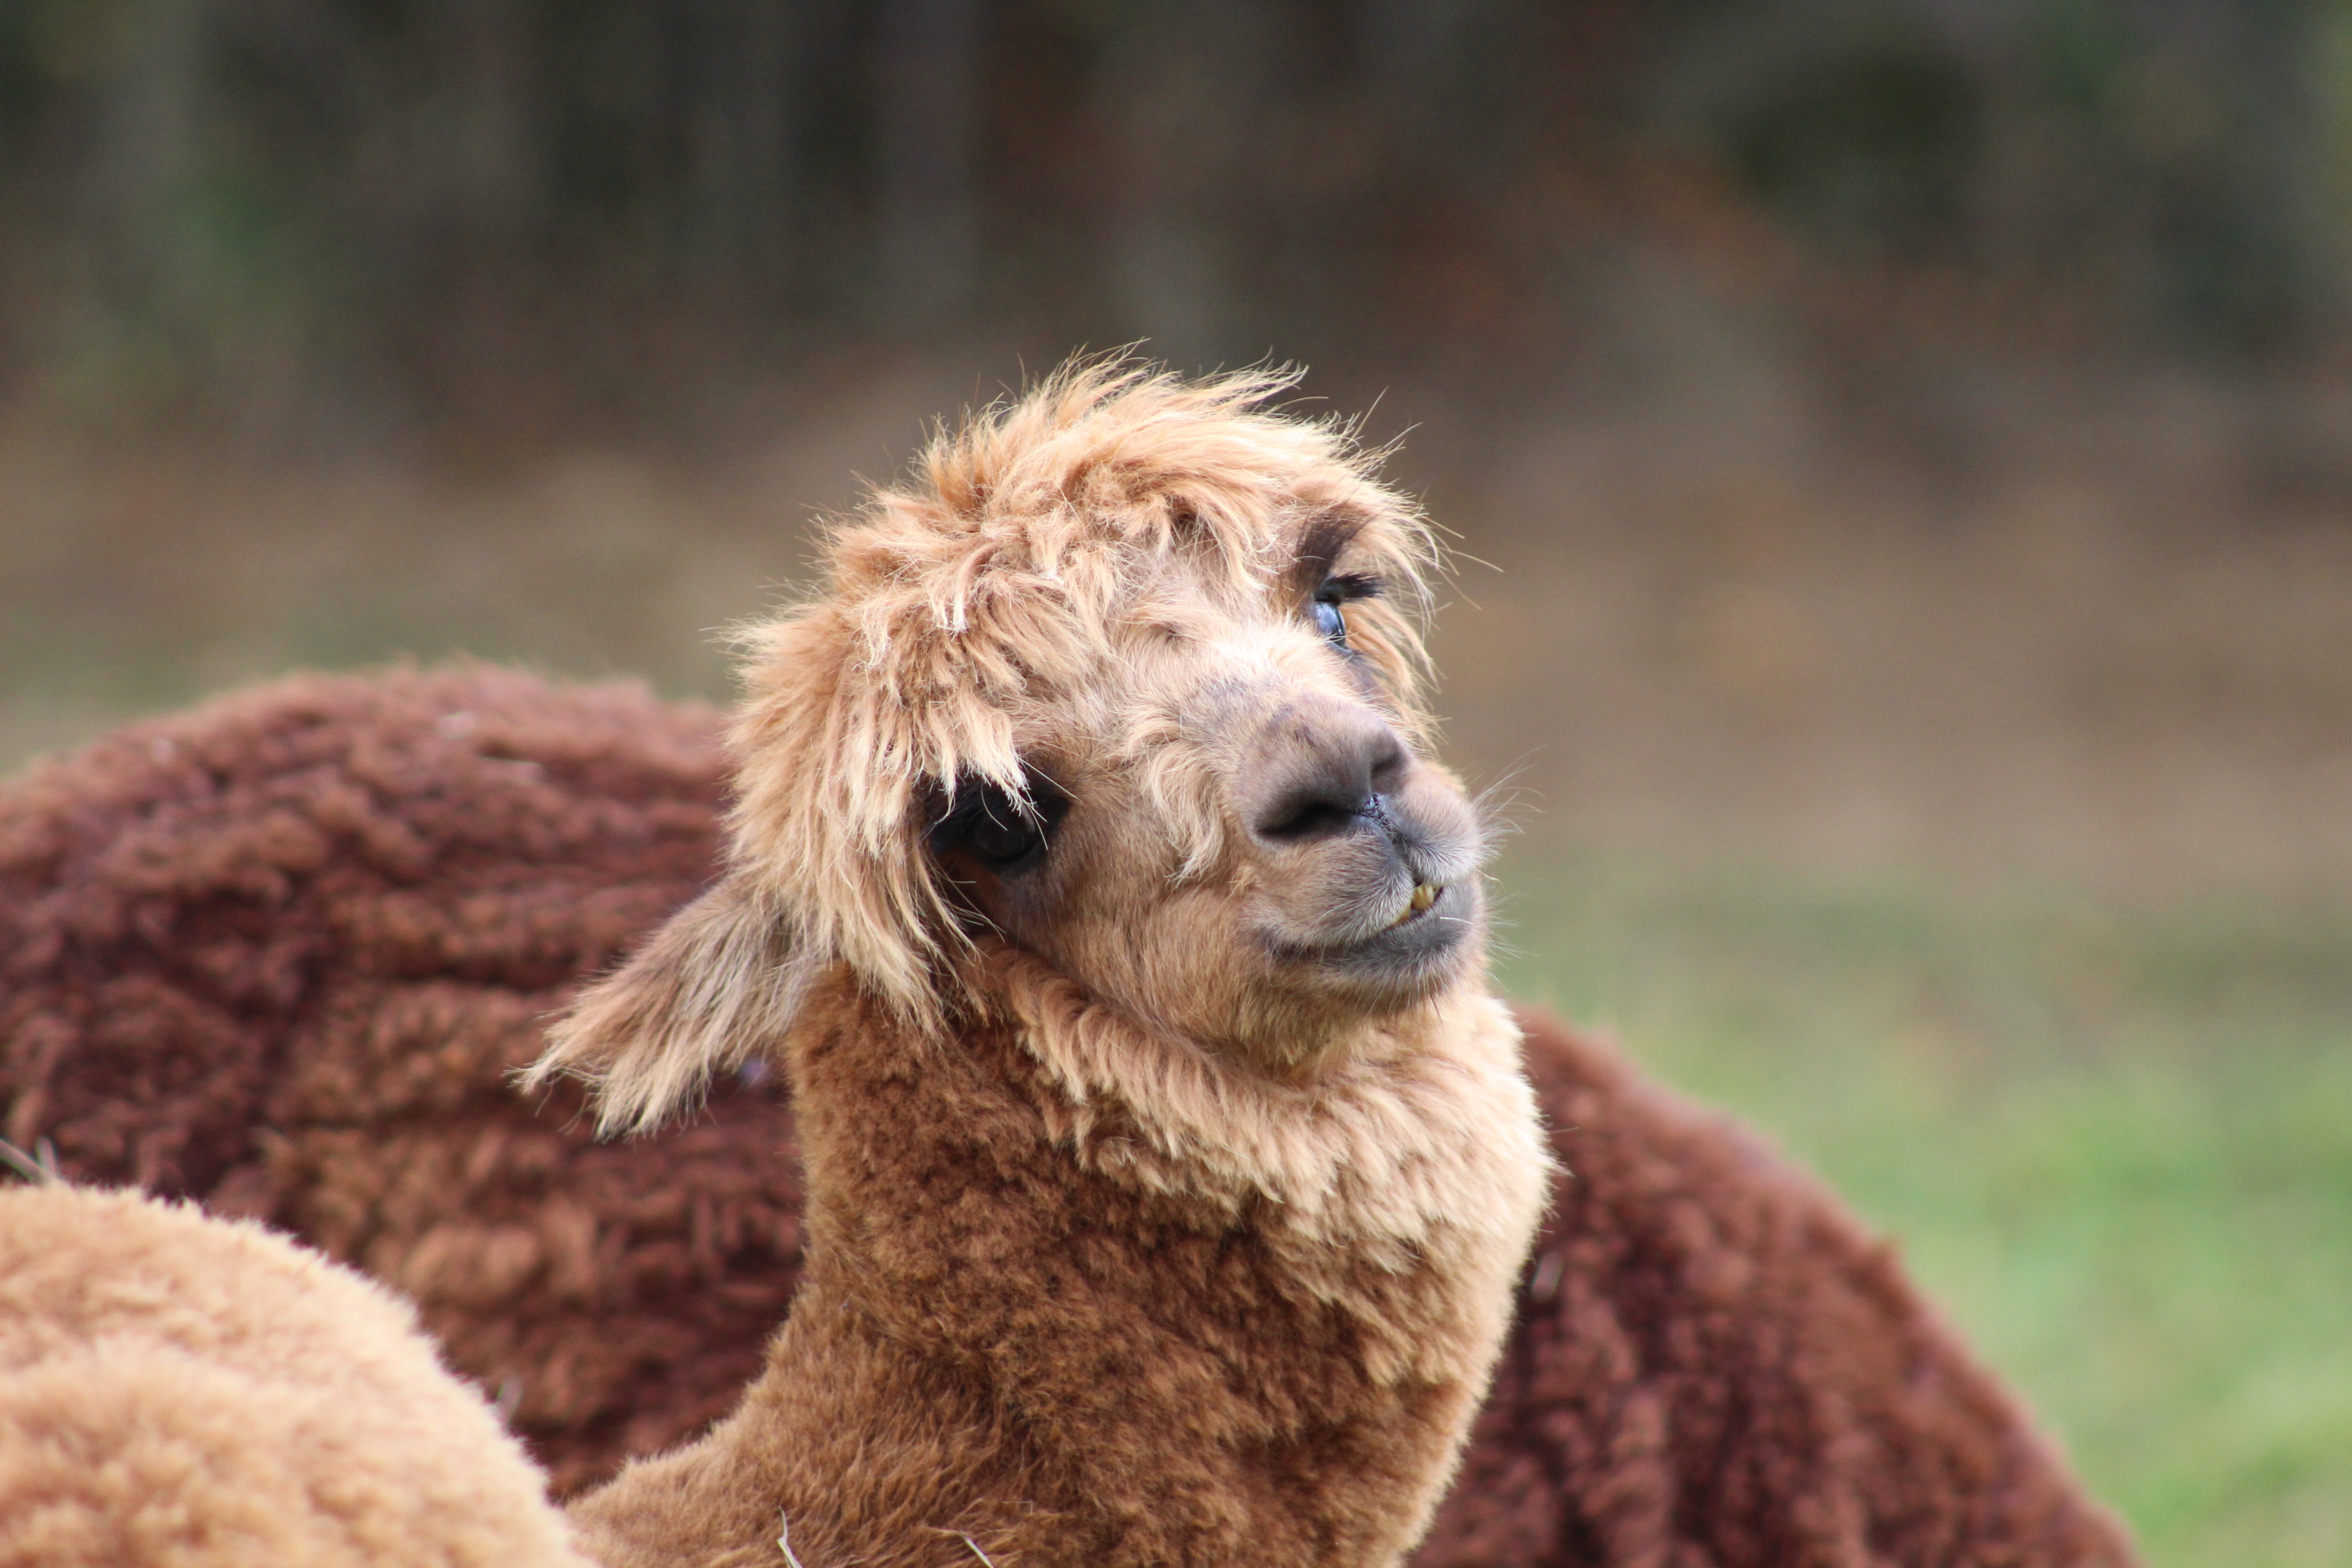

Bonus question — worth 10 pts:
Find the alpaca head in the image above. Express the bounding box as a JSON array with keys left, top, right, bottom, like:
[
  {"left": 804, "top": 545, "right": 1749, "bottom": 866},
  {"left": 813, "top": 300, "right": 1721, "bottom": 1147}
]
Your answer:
[{"left": 537, "top": 360, "right": 1491, "bottom": 1132}]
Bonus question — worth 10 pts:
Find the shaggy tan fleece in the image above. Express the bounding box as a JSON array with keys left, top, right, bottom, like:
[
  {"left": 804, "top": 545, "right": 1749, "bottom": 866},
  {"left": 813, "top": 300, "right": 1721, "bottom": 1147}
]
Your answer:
[{"left": 0, "top": 1183, "right": 588, "bottom": 1568}]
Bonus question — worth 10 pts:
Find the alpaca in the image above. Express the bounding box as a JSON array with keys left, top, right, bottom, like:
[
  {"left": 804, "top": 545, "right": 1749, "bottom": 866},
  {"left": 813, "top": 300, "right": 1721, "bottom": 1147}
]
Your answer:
[
  {"left": 0, "top": 383, "right": 2141, "bottom": 1565},
  {"left": 530, "top": 362, "right": 1554, "bottom": 1568},
  {"left": 0, "top": 1176, "right": 588, "bottom": 1568}
]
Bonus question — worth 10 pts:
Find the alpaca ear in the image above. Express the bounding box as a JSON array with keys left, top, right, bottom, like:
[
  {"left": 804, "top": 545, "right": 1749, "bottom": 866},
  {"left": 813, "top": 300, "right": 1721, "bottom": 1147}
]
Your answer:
[{"left": 522, "top": 876, "right": 814, "bottom": 1136}]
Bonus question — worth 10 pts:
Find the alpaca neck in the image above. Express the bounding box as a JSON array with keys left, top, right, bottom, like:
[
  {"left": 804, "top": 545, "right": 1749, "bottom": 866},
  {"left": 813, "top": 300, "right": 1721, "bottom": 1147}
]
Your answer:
[{"left": 569, "top": 965, "right": 1547, "bottom": 1568}]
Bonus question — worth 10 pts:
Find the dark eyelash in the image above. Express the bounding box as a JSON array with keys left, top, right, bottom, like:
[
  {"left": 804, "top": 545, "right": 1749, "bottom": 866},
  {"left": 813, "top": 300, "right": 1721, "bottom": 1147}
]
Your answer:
[{"left": 1318, "top": 573, "right": 1384, "bottom": 603}]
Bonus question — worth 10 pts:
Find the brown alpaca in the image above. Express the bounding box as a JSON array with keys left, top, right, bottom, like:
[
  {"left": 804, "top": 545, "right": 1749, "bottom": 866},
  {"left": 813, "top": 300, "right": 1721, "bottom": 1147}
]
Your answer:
[
  {"left": 531, "top": 363, "right": 1553, "bottom": 1568},
  {"left": 1, "top": 402, "right": 2140, "bottom": 1563},
  {"left": 0, "top": 1180, "right": 587, "bottom": 1568},
  {"left": 0, "top": 665, "right": 793, "bottom": 1492}
]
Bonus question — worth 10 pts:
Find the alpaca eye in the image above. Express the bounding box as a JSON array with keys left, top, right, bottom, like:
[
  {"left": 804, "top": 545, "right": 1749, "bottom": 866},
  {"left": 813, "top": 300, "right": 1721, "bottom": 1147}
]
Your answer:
[
  {"left": 928, "top": 770, "right": 1069, "bottom": 876},
  {"left": 1311, "top": 573, "right": 1380, "bottom": 647},
  {"left": 968, "top": 799, "right": 1042, "bottom": 866},
  {"left": 1312, "top": 593, "right": 1348, "bottom": 644}
]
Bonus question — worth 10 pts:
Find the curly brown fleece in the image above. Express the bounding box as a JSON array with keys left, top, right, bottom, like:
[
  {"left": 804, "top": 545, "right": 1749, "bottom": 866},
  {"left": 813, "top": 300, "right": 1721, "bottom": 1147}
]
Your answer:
[
  {"left": 2, "top": 673, "right": 2136, "bottom": 1567},
  {"left": 0, "top": 666, "right": 795, "bottom": 1494}
]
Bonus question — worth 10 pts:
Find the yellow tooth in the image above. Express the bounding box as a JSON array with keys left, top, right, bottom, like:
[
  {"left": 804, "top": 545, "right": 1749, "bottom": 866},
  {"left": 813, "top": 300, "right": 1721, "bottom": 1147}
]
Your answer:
[{"left": 1388, "top": 884, "right": 1438, "bottom": 930}]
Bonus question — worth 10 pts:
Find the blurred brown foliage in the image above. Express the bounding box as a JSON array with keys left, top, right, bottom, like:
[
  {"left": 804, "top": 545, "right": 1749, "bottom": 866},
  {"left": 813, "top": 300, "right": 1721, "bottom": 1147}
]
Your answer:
[{"left": 2, "top": 0, "right": 2346, "bottom": 438}]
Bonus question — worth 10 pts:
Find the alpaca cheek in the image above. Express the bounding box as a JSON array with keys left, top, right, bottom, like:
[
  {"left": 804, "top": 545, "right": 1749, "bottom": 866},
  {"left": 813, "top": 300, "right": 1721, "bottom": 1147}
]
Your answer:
[
  {"left": 1048, "top": 881, "right": 1267, "bottom": 1044},
  {"left": 941, "top": 853, "right": 1056, "bottom": 947}
]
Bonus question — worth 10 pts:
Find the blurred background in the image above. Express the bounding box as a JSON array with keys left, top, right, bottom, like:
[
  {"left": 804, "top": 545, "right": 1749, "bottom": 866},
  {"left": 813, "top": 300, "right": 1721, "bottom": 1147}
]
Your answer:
[{"left": 2, "top": 3, "right": 2348, "bottom": 1561}]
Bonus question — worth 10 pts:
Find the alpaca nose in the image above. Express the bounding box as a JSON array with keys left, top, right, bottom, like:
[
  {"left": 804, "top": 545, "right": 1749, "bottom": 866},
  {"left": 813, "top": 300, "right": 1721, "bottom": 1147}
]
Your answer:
[{"left": 1250, "top": 703, "right": 1411, "bottom": 844}]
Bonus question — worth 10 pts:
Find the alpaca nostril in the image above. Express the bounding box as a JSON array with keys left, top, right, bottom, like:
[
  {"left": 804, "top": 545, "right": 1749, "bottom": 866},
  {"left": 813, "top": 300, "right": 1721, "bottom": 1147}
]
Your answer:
[
  {"left": 1256, "top": 781, "right": 1366, "bottom": 842},
  {"left": 1252, "top": 724, "right": 1411, "bottom": 844}
]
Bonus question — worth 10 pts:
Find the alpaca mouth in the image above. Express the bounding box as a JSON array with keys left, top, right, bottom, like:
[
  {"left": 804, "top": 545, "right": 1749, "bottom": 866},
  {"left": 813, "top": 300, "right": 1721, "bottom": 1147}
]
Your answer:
[
  {"left": 1387, "top": 882, "right": 1438, "bottom": 930},
  {"left": 1328, "top": 879, "right": 1465, "bottom": 960},
  {"left": 1298, "top": 877, "right": 1472, "bottom": 989},
  {"left": 1259, "top": 872, "right": 1476, "bottom": 982}
]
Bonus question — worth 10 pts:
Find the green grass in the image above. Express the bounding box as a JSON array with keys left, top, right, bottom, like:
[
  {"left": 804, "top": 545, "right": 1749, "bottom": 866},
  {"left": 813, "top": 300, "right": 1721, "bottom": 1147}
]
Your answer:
[{"left": 1490, "top": 846, "right": 2352, "bottom": 1568}]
